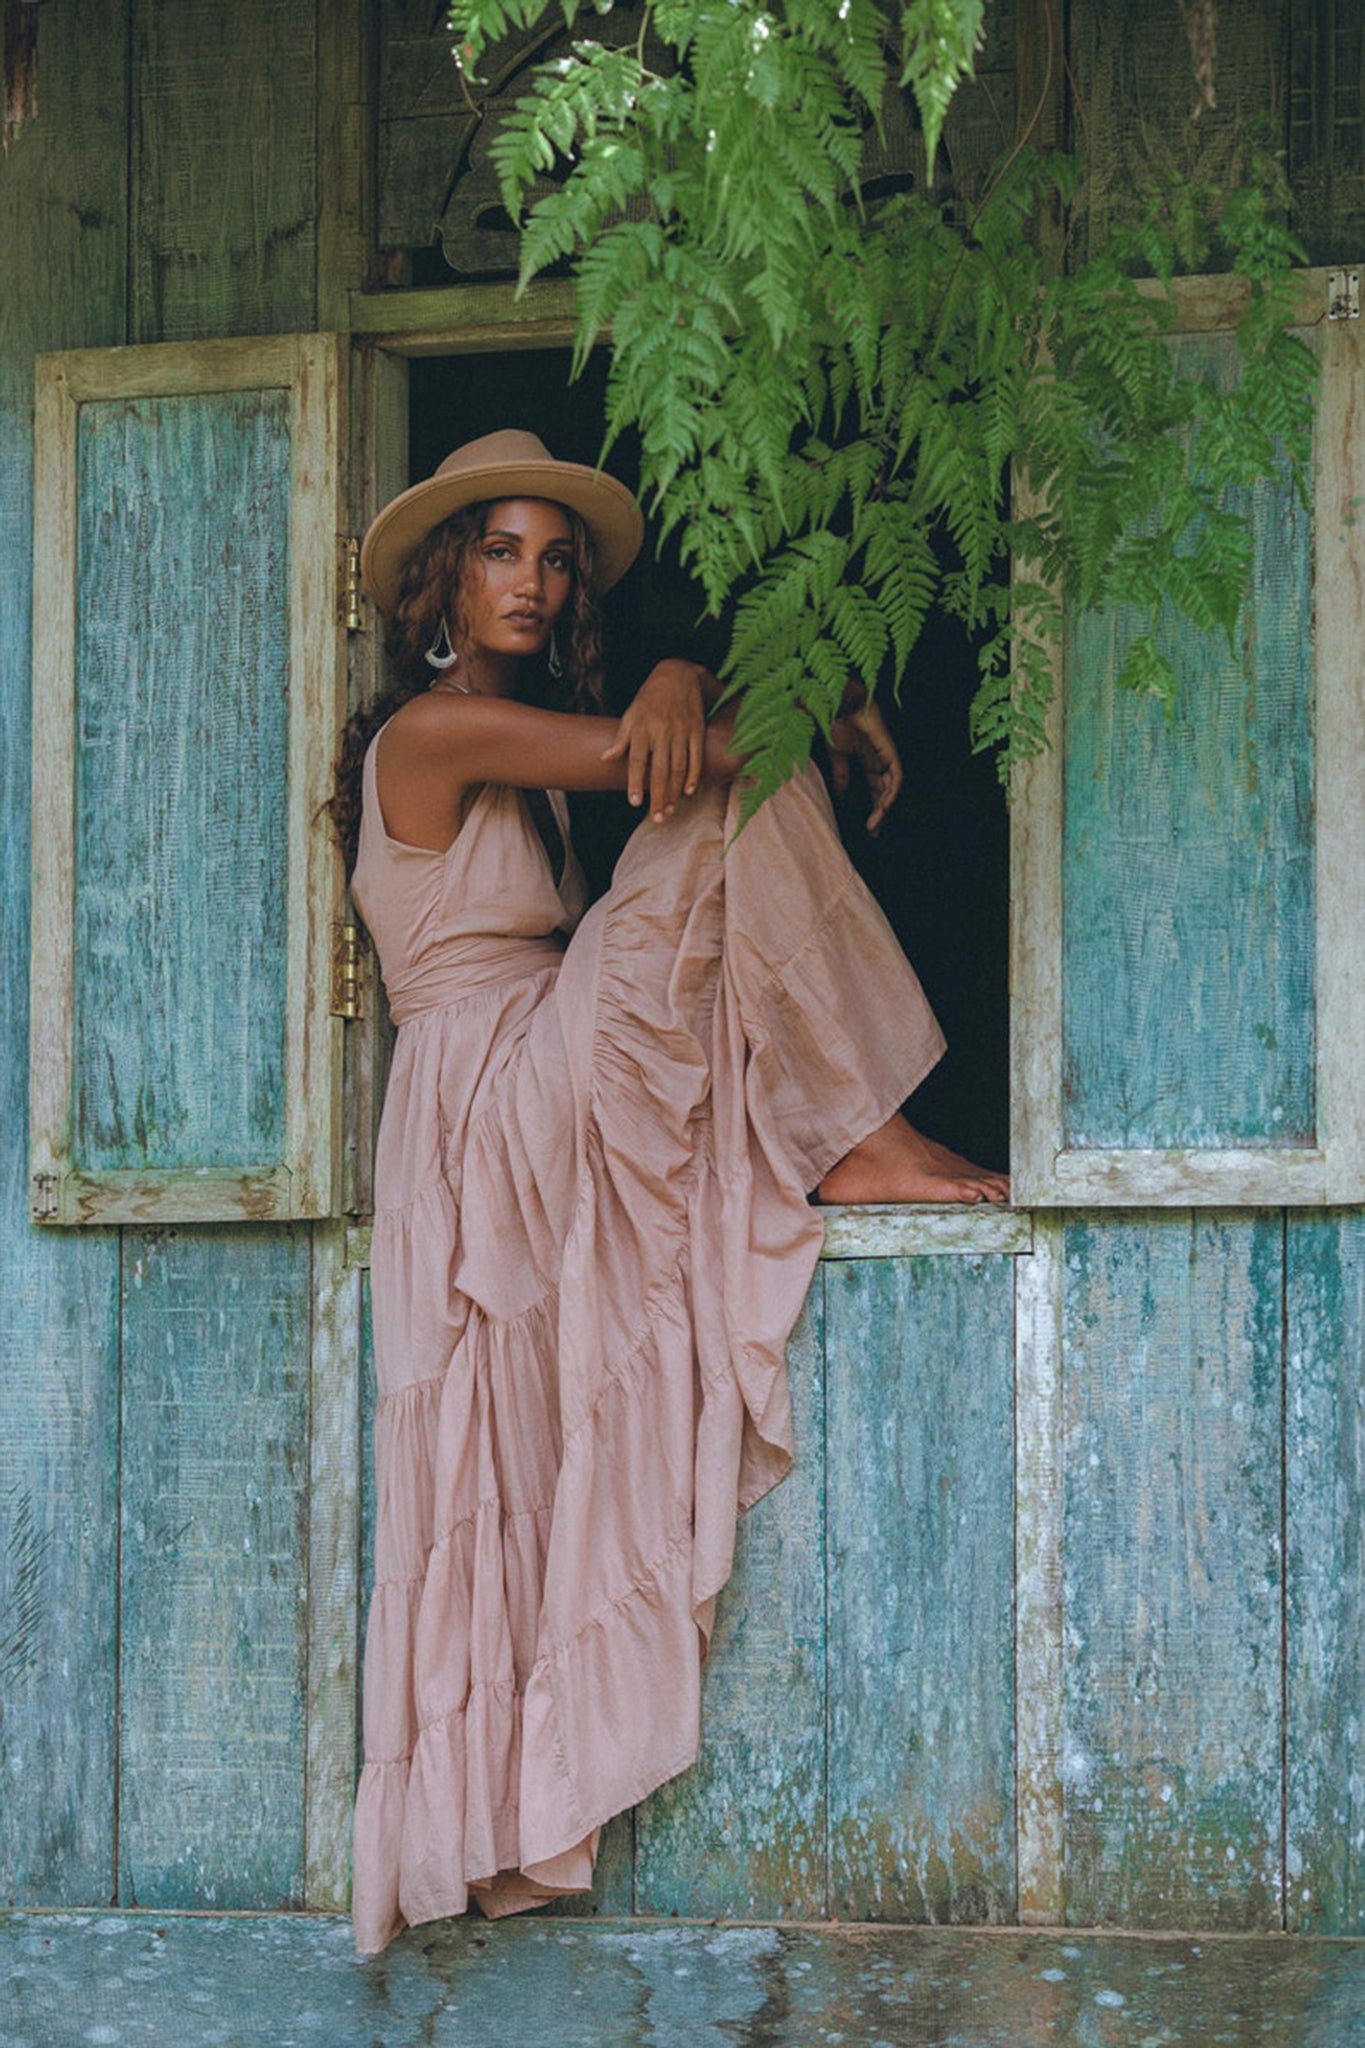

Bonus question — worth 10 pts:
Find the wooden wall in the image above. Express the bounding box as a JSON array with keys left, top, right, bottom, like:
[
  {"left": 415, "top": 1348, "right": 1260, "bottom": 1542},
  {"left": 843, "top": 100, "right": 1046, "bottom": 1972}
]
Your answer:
[
  {"left": 0, "top": 0, "right": 324, "bottom": 1909},
  {"left": 0, "top": 0, "right": 127, "bottom": 1906},
  {"left": 1, "top": 0, "right": 1363, "bottom": 1937}
]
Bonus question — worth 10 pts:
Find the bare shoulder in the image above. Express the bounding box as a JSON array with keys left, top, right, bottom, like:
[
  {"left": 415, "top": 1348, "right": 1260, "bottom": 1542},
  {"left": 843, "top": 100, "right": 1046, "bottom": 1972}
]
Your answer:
[
  {"left": 390, "top": 689, "right": 539, "bottom": 738},
  {"left": 386, "top": 688, "right": 465, "bottom": 744},
  {"left": 383, "top": 687, "right": 495, "bottom": 767},
  {"left": 374, "top": 692, "right": 488, "bottom": 850}
]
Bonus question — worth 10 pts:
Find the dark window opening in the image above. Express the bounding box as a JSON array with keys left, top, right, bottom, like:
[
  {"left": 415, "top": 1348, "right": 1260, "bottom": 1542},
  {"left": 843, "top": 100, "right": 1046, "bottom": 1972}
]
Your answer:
[{"left": 408, "top": 350, "right": 1009, "bottom": 1172}]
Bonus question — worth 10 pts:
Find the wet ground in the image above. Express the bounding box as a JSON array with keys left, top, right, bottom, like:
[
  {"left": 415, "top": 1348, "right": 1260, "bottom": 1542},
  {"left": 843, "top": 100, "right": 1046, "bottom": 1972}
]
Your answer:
[{"left": 3, "top": 1913, "right": 1364, "bottom": 2047}]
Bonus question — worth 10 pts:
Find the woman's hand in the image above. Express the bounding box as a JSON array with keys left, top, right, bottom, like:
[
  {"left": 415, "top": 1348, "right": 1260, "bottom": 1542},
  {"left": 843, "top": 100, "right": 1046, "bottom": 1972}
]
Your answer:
[
  {"left": 827, "top": 697, "right": 903, "bottom": 835},
  {"left": 601, "top": 659, "right": 716, "bottom": 823}
]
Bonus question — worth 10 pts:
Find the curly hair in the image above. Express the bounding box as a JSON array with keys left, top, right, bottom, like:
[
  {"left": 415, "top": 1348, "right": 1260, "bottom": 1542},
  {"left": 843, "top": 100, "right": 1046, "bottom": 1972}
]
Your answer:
[{"left": 326, "top": 500, "right": 605, "bottom": 879}]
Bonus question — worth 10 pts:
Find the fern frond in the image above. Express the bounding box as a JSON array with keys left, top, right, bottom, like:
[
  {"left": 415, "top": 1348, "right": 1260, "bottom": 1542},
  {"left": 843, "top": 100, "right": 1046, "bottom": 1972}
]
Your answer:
[
  {"left": 450, "top": 0, "right": 578, "bottom": 69},
  {"left": 1115, "top": 632, "right": 1179, "bottom": 709},
  {"left": 827, "top": 583, "right": 891, "bottom": 680},
  {"left": 857, "top": 500, "right": 939, "bottom": 667},
  {"left": 456, "top": 8, "right": 1317, "bottom": 800},
  {"left": 897, "top": 0, "right": 984, "bottom": 171}
]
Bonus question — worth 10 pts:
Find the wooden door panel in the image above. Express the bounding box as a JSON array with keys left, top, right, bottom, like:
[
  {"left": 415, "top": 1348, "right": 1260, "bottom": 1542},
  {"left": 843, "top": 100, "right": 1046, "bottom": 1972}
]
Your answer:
[
  {"left": 1062, "top": 334, "right": 1316, "bottom": 1154},
  {"left": 117, "top": 1225, "right": 311, "bottom": 1909},
  {"left": 1012, "top": 285, "right": 1365, "bottom": 1206},
  {"left": 72, "top": 387, "right": 292, "bottom": 1177},
  {"left": 30, "top": 334, "right": 346, "bottom": 1223},
  {"left": 1060, "top": 1213, "right": 1283, "bottom": 1928},
  {"left": 824, "top": 1256, "right": 1017, "bottom": 1923}
]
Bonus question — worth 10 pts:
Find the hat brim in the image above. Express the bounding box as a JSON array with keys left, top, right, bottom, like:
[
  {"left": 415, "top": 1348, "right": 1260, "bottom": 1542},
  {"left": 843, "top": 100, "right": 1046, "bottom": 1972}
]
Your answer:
[{"left": 360, "top": 458, "right": 645, "bottom": 614}]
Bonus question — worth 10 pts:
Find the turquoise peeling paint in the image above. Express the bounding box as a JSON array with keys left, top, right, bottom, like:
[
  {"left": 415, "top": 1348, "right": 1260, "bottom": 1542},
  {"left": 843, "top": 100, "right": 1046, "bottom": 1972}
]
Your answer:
[
  {"left": 824, "top": 1257, "right": 1016, "bottom": 1923},
  {"left": 73, "top": 391, "right": 291, "bottom": 1174},
  {"left": 1286, "top": 1211, "right": 1365, "bottom": 1934},
  {"left": 117, "top": 1226, "right": 311, "bottom": 1909},
  {"left": 1062, "top": 335, "right": 1316, "bottom": 1151},
  {"left": 1061, "top": 1213, "right": 1284, "bottom": 1928},
  {"left": 0, "top": 2, "right": 126, "bottom": 1907}
]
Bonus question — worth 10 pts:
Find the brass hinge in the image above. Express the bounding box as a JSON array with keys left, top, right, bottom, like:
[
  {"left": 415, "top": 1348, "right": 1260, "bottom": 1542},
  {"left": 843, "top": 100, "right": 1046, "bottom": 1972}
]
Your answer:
[
  {"left": 31, "top": 1171, "right": 59, "bottom": 1222},
  {"left": 330, "top": 921, "right": 366, "bottom": 1020},
  {"left": 1328, "top": 269, "right": 1360, "bottom": 321},
  {"left": 338, "top": 534, "right": 365, "bottom": 632}
]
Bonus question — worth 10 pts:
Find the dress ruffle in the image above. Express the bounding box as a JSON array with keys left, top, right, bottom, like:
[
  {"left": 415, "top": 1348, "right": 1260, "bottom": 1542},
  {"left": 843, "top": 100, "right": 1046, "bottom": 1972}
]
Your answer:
[{"left": 350, "top": 765, "right": 945, "bottom": 1954}]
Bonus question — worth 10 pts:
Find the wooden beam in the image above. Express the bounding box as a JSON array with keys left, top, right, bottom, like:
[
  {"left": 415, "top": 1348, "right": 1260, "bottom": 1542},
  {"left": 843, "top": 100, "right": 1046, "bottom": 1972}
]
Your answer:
[
  {"left": 348, "top": 279, "right": 578, "bottom": 350},
  {"left": 317, "top": 0, "right": 376, "bottom": 331}
]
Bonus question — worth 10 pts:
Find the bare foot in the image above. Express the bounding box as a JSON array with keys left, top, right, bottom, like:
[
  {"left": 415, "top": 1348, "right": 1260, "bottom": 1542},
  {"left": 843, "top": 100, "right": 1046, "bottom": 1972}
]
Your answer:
[{"left": 817, "top": 1113, "right": 1010, "bottom": 1205}]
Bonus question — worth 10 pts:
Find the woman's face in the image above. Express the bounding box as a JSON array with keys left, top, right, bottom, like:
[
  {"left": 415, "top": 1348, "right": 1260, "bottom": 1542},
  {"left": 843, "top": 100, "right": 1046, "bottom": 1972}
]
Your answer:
[{"left": 461, "top": 497, "right": 574, "bottom": 662}]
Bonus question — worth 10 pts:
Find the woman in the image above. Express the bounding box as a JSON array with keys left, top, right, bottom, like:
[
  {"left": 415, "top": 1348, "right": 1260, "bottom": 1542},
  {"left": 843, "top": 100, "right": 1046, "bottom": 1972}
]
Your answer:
[{"left": 332, "top": 429, "right": 1007, "bottom": 1955}]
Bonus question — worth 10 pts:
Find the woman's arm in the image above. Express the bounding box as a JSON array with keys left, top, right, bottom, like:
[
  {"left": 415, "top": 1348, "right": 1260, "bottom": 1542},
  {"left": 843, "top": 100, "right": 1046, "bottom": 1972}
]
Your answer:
[
  {"left": 826, "top": 697, "right": 903, "bottom": 835},
  {"left": 375, "top": 688, "right": 740, "bottom": 852}
]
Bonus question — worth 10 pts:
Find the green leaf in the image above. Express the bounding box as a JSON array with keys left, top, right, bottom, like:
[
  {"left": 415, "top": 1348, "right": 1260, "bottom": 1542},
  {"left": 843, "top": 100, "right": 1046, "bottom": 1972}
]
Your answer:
[
  {"left": 443, "top": 11, "right": 1317, "bottom": 803},
  {"left": 897, "top": 0, "right": 983, "bottom": 177},
  {"left": 1116, "top": 633, "right": 1179, "bottom": 709}
]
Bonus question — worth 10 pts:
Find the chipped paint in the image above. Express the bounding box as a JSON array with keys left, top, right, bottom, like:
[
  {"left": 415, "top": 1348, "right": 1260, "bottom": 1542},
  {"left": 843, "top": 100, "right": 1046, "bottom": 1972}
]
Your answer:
[
  {"left": 1061, "top": 336, "right": 1315, "bottom": 1154},
  {"left": 1286, "top": 1213, "right": 1365, "bottom": 1933},
  {"left": 1061, "top": 1215, "right": 1283, "bottom": 1929}
]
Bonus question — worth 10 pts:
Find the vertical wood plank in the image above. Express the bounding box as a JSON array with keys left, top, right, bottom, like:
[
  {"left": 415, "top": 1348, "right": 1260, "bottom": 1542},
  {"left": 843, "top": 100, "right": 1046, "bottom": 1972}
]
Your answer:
[
  {"left": 1062, "top": 331, "right": 1316, "bottom": 1154},
  {"left": 0, "top": 0, "right": 127, "bottom": 1903},
  {"left": 304, "top": 1223, "right": 362, "bottom": 1911},
  {"left": 1015, "top": 1217, "right": 1065, "bottom": 1924},
  {"left": 28, "top": 352, "right": 79, "bottom": 1217},
  {"left": 1008, "top": 479, "right": 1066, "bottom": 1209},
  {"left": 825, "top": 1257, "right": 1016, "bottom": 1923},
  {"left": 1313, "top": 314, "right": 1365, "bottom": 1201},
  {"left": 0, "top": 1257, "right": 120, "bottom": 1905},
  {"left": 1286, "top": 1211, "right": 1365, "bottom": 1933},
  {"left": 129, "top": 0, "right": 317, "bottom": 343},
  {"left": 634, "top": 1288, "right": 827, "bottom": 1919},
  {"left": 316, "top": 0, "right": 376, "bottom": 330},
  {"left": 118, "top": 1226, "right": 311, "bottom": 1908},
  {"left": 1061, "top": 1212, "right": 1283, "bottom": 1929},
  {"left": 345, "top": 345, "right": 408, "bottom": 1218},
  {"left": 284, "top": 332, "right": 347, "bottom": 1221}
]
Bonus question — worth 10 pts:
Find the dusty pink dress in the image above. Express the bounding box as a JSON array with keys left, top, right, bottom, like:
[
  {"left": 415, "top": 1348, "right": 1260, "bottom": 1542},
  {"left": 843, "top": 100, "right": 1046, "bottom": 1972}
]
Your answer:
[{"left": 348, "top": 735, "right": 945, "bottom": 1954}]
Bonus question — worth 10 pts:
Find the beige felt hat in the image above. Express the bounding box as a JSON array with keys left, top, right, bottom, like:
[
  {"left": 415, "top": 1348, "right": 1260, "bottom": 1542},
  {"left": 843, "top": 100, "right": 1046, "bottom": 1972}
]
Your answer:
[{"left": 360, "top": 428, "right": 645, "bottom": 614}]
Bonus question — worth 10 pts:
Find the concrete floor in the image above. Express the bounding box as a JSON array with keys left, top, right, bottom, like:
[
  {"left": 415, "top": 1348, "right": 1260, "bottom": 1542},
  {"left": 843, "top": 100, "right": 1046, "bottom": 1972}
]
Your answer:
[{"left": 3, "top": 1914, "right": 1364, "bottom": 2048}]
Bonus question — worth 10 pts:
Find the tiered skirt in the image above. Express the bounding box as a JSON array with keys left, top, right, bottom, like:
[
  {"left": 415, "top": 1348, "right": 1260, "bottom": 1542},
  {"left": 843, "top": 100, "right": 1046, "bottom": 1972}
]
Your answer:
[{"left": 352, "top": 767, "right": 945, "bottom": 1953}]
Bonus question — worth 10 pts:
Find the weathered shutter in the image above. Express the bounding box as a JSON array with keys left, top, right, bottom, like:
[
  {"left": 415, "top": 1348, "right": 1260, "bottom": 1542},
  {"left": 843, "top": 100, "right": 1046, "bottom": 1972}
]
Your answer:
[
  {"left": 29, "top": 334, "right": 347, "bottom": 1224},
  {"left": 1012, "top": 275, "right": 1365, "bottom": 1206}
]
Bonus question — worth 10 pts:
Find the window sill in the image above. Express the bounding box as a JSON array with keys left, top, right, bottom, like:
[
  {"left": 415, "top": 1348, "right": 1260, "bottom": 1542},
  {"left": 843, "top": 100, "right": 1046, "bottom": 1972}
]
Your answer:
[
  {"left": 817, "top": 1203, "right": 1030, "bottom": 1259},
  {"left": 344, "top": 1205, "right": 1030, "bottom": 1270}
]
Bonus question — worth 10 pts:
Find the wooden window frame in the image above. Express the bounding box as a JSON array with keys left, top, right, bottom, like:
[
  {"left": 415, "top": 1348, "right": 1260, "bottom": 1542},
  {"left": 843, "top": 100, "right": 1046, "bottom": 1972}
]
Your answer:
[
  {"left": 29, "top": 333, "right": 347, "bottom": 1225},
  {"left": 345, "top": 300, "right": 1029, "bottom": 1255},
  {"left": 1010, "top": 271, "right": 1365, "bottom": 1208}
]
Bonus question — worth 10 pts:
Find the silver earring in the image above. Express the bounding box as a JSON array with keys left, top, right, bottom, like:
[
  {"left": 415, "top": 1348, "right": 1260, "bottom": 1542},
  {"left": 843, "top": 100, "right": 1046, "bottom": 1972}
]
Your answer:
[
  {"left": 547, "top": 628, "right": 563, "bottom": 680},
  {"left": 425, "top": 616, "right": 459, "bottom": 671}
]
